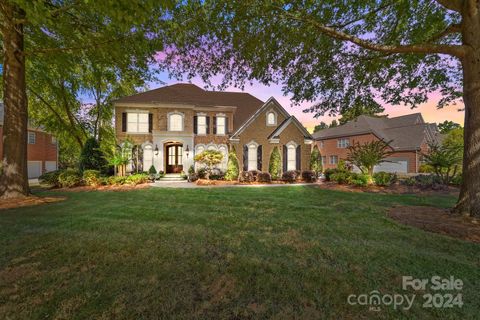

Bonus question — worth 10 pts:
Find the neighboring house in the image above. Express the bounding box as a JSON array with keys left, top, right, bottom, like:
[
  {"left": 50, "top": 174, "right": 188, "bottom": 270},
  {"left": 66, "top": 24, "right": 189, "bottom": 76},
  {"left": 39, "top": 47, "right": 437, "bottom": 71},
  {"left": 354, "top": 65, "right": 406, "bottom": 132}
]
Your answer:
[
  {"left": 113, "top": 83, "right": 313, "bottom": 174},
  {"left": 312, "top": 113, "right": 442, "bottom": 174},
  {"left": 0, "top": 103, "right": 58, "bottom": 178}
]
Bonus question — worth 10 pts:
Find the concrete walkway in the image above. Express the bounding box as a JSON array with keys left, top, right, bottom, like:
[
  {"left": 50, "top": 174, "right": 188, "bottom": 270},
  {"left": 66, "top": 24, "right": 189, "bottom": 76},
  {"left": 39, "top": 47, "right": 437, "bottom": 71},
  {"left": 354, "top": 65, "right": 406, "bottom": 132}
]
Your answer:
[{"left": 151, "top": 181, "right": 319, "bottom": 188}]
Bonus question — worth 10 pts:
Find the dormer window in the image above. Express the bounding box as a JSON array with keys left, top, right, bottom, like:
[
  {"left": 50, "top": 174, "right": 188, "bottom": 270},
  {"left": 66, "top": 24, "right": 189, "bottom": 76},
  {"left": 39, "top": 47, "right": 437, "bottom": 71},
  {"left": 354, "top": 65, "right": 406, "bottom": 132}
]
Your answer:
[
  {"left": 168, "top": 112, "right": 184, "bottom": 131},
  {"left": 266, "top": 111, "right": 277, "bottom": 126}
]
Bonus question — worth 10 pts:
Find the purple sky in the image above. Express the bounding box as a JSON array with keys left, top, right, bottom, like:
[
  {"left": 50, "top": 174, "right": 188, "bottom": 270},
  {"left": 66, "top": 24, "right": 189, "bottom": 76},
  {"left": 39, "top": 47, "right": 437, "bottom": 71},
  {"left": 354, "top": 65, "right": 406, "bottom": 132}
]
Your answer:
[{"left": 152, "top": 71, "right": 465, "bottom": 132}]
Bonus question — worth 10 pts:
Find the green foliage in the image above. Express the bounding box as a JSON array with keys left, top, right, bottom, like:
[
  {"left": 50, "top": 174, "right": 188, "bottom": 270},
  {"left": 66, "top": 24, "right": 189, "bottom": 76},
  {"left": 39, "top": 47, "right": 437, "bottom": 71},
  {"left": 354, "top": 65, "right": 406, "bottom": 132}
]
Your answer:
[
  {"left": 257, "top": 172, "right": 272, "bottom": 183},
  {"left": 339, "top": 99, "right": 385, "bottom": 124},
  {"left": 58, "top": 169, "right": 82, "bottom": 188},
  {"left": 438, "top": 121, "right": 461, "bottom": 134},
  {"left": 148, "top": 165, "right": 157, "bottom": 175},
  {"left": 402, "top": 175, "right": 443, "bottom": 189},
  {"left": 225, "top": 148, "right": 240, "bottom": 181},
  {"left": 330, "top": 172, "right": 351, "bottom": 184},
  {"left": 38, "top": 170, "right": 63, "bottom": 187},
  {"left": 83, "top": 170, "right": 101, "bottom": 186},
  {"left": 422, "top": 141, "right": 463, "bottom": 185},
  {"left": 324, "top": 168, "right": 340, "bottom": 181},
  {"left": 268, "top": 146, "right": 282, "bottom": 180},
  {"left": 310, "top": 146, "right": 322, "bottom": 175},
  {"left": 346, "top": 140, "right": 392, "bottom": 176},
  {"left": 194, "top": 150, "right": 224, "bottom": 179},
  {"left": 348, "top": 173, "right": 369, "bottom": 187},
  {"left": 107, "top": 176, "right": 127, "bottom": 185},
  {"left": 188, "top": 165, "right": 195, "bottom": 175},
  {"left": 313, "top": 122, "right": 328, "bottom": 132},
  {"left": 419, "top": 163, "right": 434, "bottom": 173},
  {"left": 79, "top": 138, "right": 107, "bottom": 172},
  {"left": 126, "top": 174, "right": 149, "bottom": 185},
  {"left": 373, "top": 172, "right": 397, "bottom": 186},
  {"left": 329, "top": 120, "right": 338, "bottom": 128}
]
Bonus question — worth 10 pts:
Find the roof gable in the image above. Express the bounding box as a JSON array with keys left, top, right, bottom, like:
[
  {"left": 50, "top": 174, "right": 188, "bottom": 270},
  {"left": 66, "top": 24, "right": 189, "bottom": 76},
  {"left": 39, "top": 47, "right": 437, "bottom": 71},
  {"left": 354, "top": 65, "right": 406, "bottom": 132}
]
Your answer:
[{"left": 267, "top": 116, "right": 312, "bottom": 140}]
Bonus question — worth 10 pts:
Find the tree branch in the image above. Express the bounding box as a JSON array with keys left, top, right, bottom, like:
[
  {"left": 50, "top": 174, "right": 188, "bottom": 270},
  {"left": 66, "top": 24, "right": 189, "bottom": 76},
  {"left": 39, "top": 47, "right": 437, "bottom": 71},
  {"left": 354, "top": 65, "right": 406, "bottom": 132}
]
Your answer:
[
  {"left": 274, "top": 6, "right": 467, "bottom": 58},
  {"left": 434, "top": 0, "right": 463, "bottom": 12},
  {"left": 25, "top": 36, "right": 126, "bottom": 56},
  {"left": 327, "top": 1, "right": 396, "bottom": 29},
  {"left": 426, "top": 23, "right": 462, "bottom": 43}
]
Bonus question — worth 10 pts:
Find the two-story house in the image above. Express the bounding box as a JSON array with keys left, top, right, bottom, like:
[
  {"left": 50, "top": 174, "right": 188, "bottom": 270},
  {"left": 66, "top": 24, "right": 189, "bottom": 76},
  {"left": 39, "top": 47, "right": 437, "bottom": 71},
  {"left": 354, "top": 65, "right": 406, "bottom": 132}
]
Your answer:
[
  {"left": 0, "top": 103, "right": 58, "bottom": 178},
  {"left": 312, "top": 113, "right": 442, "bottom": 174},
  {"left": 113, "top": 83, "right": 313, "bottom": 174}
]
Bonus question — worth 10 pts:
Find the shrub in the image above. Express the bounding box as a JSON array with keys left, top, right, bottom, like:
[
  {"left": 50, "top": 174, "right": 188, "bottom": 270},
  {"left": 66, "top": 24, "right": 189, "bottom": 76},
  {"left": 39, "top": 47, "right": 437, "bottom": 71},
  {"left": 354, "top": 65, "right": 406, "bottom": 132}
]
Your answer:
[
  {"left": 239, "top": 171, "right": 254, "bottom": 183},
  {"left": 348, "top": 173, "right": 369, "bottom": 187},
  {"left": 451, "top": 175, "right": 462, "bottom": 186},
  {"left": 418, "top": 163, "right": 434, "bottom": 173},
  {"left": 108, "top": 176, "right": 127, "bottom": 185},
  {"left": 188, "top": 165, "right": 195, "bottom": 175},
  {"left": 401, "top": 174, "right": 443, "bottom": 189},
  {"left": 249, "top": 170, "right": 260, "bottom": 181},
  {"left": 58, "top": 169, "right": 82, "bottom": 188},
  {"left": 268, "top": 146, "right": 282, "bottom": 180},
  {"left": 188, "top": 173, "right": 199, "bottom": 182},
  {"left": 83, "top": 170, "right": 101, "bottom": 186},
  {"left": 197, "top": 167, "right": 208, "bottom": 179},
  {"left": 301, "top": 170, "right": 317, "bottom": 183},
  {"left": 257, "top": 172, "right": 272, "bottom": 183},
  {"left": 79, "top": 137, "right": 107, "bottom": 172},
  {"left": 194, "top": 150, "right": 223, "bottom": 178},
  {"left": 282, "top": 170, "right": 298, "bottom": 183},
  {"left": 373, "top": 172, "right": 397, "bottom": 186},
  {"left": 323, "top": 168, "right": 338, "bottom": 181},
  {"left": 39, "top": 170, "right": 63, "bottom": 187},
  {"left": 310, "top": 146, "right": 322, "bottom": 175},
  {"left": 330, "top": 171, "right": 351, "bottom": 184},
  {"left": 148, "top": 165, "right": 157, "bottom": 175},
  {"left": 126, "top": 173, "right": 149, "bottom": 185},
  {"left": 225, "top": 148, "right": 240, "bottom": 181}
]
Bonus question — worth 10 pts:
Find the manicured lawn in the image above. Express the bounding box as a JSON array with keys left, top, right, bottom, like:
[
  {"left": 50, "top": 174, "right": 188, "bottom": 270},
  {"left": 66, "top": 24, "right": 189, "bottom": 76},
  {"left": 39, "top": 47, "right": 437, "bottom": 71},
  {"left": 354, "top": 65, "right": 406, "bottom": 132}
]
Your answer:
[{"left": 1, "top": 186, "right": 479, "bottom": 319}]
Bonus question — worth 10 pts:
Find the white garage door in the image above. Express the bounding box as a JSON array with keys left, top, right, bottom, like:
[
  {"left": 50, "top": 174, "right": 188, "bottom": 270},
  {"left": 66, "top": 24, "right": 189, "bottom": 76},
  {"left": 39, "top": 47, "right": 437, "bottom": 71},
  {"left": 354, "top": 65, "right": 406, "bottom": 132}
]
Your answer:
[
  {"left": 28, "top": 161, "right": 42, "bottom": 179},
  {"left": 45, "top": 161, "right": 57, "bottom": 172},
  {"left": 374, "top": 159, "right": 408, "bottom": 173}
]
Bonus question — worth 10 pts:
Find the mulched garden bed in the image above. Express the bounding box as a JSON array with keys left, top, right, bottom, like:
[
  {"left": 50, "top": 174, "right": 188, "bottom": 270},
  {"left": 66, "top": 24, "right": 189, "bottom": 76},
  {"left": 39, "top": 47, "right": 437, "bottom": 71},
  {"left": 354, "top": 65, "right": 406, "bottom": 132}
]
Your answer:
[
  {"left": 195, "top": 179, "right": 308, "bottom": 186},
  {"left": 53, "top": 184, "right": 151, "bottom": 192},
  {"left": 388, "top": 205, "right": 480, "bottom": 243},
  {"left": 317, "top": 181, "right": 459, "bottom": 196},
  {"left": 0, "top": 196, "right": 66, "bottom": 210}
]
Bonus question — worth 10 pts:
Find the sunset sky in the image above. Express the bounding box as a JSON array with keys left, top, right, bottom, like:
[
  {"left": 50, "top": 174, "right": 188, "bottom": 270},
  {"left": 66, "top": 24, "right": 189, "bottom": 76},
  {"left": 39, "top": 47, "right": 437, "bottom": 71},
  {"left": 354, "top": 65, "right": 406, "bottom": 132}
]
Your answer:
[{"left": 152, "top": 71, "right": 465, "bottom": 132}]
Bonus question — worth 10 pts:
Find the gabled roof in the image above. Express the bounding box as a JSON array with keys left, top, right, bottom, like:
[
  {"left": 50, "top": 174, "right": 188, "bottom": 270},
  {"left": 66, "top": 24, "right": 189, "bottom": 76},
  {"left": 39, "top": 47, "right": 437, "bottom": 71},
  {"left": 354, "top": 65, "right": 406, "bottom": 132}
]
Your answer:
[
  {"left": 114, "top": 83, "right": 264, "bottom": 130},
  {"left": 312, "top": 113, "right": 440, "bottom": 151},
  {"left": 230, "top": 97, "right": 291, "bottom": 138},
  {"left": 267, "top": 116, "right": 312, "bottom": 140}
]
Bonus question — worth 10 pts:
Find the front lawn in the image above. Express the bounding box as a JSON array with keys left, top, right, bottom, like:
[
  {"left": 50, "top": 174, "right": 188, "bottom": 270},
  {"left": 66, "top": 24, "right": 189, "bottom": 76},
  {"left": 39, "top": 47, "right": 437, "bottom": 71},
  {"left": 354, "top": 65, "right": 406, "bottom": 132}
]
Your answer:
[{"left": 1, "top": 187, "right": 479, "bottom": 319}]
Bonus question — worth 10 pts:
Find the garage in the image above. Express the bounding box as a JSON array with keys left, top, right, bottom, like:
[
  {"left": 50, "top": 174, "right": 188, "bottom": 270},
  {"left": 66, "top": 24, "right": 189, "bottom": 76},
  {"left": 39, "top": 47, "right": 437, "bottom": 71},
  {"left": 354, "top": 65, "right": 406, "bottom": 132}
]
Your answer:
[
  {"left": 373, "top": 158, "right": 408, "bottom": 174},
  {"left": 27, "top": 161, "right": 42, "bottom": 179}
]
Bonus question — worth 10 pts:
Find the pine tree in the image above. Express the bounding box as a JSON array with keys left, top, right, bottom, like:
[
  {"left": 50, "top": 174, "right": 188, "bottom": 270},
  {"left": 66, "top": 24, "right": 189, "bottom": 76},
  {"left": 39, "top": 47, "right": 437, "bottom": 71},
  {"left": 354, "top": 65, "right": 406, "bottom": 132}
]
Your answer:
[
  {"left": 310, "top": 146, "right": 322, "bottom": 175},
  {"left": 224, "top": 147, "right": 239, "bottom": 180}
]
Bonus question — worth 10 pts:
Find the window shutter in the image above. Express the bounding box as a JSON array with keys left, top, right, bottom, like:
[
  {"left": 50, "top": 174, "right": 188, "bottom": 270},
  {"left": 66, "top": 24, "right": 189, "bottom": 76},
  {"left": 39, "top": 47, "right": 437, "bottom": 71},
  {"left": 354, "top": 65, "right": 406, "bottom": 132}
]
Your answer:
[
  {"left": 283, "top": 145, "right": 287, "bottom": 172},
  {"left": 206, "top": 116, "right": 210, "bottom": 134},
  {"left": 148, "top": 113, "right": 153, "bottom": 133},
  {"left": 257, "top": 145, "right": 262, "bottom": 171},
  {"left": 122, "top": 113, "right": 127, "bottom": 132},
  {"left": 225, "top": 117, "right": 229, "bottom": 134},
  {"left": 296, "top": 145, "right": 301, "bottom": 170},
  {"left": 193, "top": 116, "right": 198, "bottom": 134},
  {"left": 243, "top": 145, "right": 248, "bottom": 171},
  {"left": 213, "top": 116, "right": 217, "bottom": 134}
]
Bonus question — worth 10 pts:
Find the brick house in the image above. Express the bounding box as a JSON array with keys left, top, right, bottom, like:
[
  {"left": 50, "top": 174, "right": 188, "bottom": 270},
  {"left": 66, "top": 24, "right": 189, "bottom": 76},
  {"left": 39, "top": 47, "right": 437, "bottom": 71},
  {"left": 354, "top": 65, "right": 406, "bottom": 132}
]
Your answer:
[
  {"left": 113, "top": 83, "right": 313, "bottom": 174},
  {"left": 0, "top": 103, "right": 58, "bottom": 178},
  {"left": 312, "top": 113, "right": 442, "bottom": 174}
]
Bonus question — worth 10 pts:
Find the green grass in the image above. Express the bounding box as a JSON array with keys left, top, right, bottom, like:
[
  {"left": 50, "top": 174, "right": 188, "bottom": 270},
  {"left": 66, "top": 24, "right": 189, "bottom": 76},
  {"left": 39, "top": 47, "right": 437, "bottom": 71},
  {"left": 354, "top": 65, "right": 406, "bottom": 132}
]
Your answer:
[{"left": 0, "top": 186, "right": 479, "bottom": 319}]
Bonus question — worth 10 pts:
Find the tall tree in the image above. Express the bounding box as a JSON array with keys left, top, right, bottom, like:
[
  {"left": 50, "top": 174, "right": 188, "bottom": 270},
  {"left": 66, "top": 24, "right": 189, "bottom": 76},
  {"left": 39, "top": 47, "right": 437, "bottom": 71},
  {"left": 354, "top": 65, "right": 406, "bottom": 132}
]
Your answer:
[
  {"left": 313, "top": 122, "right": 328, "bottom": 133},
  {"left": 438, "top": 120, "right": 462, "bottom": 133},
  {"left": 0, "top": 0, "right": 170, "bottom": 198},
  {"left": 162, "top": 0, "right": 480, "bottom": 216},
  {"left": 339, "top": 98, "right": 385, "bottom": 124}
]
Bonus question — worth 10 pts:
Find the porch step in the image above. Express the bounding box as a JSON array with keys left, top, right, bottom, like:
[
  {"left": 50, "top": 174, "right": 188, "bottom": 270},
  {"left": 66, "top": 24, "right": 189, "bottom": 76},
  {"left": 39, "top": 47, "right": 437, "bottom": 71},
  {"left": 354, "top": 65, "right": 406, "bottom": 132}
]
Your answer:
[{"left": 158, "top": 174, "right": 185, "bottom": 182}]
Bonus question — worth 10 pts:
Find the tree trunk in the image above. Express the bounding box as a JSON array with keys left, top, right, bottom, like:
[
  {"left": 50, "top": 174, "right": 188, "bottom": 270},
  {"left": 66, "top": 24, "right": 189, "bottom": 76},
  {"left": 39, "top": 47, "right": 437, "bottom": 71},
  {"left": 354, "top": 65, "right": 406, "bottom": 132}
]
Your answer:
[
  {"left": 455, "top": 1, "right": 480, "bottom": 217},
  {"left": 0, "top": 2, "right": 29, "bottom": 199}
]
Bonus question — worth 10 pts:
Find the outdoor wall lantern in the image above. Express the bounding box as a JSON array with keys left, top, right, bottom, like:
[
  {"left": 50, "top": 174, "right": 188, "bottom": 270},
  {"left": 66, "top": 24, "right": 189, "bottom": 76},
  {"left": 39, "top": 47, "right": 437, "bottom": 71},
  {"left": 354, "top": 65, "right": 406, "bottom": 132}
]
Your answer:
[
  {"left": 154, "top": 144, "right": 159, "bottom": 156},
  {"left": 185, "top": 145, "right": 190, "bottom": 158}
]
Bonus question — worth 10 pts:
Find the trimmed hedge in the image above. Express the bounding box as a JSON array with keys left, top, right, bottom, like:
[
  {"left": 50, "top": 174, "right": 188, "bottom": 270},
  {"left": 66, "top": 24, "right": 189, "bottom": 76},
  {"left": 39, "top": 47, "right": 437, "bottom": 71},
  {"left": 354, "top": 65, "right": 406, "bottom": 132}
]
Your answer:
[
  {"left": 282, "top": 170, "right": 298, "bottom": 183},
  {"left": 239, "top": 171, "right": 254, "bottom": 183},
  {"left": 39, "top": 170, "right": 63, "bottom": 187},
  {"left": 257, "top": 172, "right": 272, "bottom": 183},
  {"left": 58, "top": 169, "right": 82, "bottom": 188},
  {"left": 126, "top": 173, "right": 149, "bottom": 185}
]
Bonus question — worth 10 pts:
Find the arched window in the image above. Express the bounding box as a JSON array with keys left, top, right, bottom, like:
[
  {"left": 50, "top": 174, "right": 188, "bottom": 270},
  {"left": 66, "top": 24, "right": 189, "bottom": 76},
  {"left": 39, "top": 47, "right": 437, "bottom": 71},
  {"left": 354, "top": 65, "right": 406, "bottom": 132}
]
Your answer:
[
  {"left": 286, "top": 142, "right": 297, "bottom": 171},
  {"left": 266, "top": 111, "right": 277, "bottom": 126},
  {"left": 168, "top": 113, "right": 184, "bottom": 131},
  {"left": 248, "top": 143, "right": 258, "bottom": 171},
  {"left": 143, "top": 145, "right": 153, "bottom": 171}
]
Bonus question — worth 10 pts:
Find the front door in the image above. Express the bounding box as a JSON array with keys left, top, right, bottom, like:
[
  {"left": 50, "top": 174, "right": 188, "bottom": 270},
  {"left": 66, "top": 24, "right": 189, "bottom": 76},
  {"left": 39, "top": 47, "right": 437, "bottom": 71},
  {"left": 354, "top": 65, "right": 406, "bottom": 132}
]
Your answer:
[{"left": 165, "top": 143, "right": 183, "bottom": 173}]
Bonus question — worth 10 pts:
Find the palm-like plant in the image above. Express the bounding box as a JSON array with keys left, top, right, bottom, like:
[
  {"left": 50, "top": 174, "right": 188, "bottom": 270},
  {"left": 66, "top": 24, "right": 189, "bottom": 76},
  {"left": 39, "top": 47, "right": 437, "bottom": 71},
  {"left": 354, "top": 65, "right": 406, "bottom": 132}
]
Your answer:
[{"left": 346, "top": 140, "right": 392, "bottom": 180}]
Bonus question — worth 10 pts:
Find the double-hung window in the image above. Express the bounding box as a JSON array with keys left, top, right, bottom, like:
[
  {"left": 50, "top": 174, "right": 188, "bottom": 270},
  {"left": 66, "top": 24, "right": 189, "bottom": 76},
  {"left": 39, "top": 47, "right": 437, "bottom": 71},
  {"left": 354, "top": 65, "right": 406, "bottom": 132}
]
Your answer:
[
  {"left": 28, "top": 132, "right": 36, "bottom": 144},
  {"left": 216, "top": 116, "right": 226, "bottom": 135},
  {"left": 169, "top": 113, "right": 183, "bottom": 131},
  {"left": 127, "top": 113, "right": 149, "bottom": 133},
  {"left": 287, "top": 144, "right": 296, "bottom": 171},
  {"left": 329, "top": 155, "right": 338, "bottom": 165},
  {"left": 197, "top": 115, "right": 207, "bottom": 135},
  {"left": 248, "top": 144, "right": 257, "bottom": 171},
  {"left": 337, "top": 138, "right": 349, "bottom": 148}
]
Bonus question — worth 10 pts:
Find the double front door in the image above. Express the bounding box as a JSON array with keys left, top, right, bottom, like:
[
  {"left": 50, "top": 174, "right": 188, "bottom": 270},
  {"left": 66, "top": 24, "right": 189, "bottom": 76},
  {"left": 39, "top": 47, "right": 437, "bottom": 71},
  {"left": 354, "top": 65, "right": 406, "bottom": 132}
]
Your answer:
[{"left": 165, "top": 143, "right": 183, "bottom": 173}]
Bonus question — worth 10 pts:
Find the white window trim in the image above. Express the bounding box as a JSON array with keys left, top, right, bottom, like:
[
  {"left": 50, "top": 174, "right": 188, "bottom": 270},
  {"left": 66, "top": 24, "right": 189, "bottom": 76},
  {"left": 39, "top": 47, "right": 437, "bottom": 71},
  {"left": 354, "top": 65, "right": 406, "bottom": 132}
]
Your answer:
[
  {"left": 196, "top": 114, "right": 207, "bottom": 136},
  {"left": 167, "top": 111, "right": 185, "bottom": 132},
  {"left": 247, "top": 140, "right": 259, "bottom": 171},
  {"left": 285, "top": 141, "right": 297, "bottom": 171},
  {"left": 329, "top": 155, "right": 338, "bottom": 165},
  {"left": 337, "top": 138, "right": 350, "bottom": 148},
  {"left": 28, "top": 132, "right": 36, "bottom": 144},
  {"left": 216, "top": 114, "right": 226, "bottom": 136},
  {"left": 126, "top": 111, "right": 149, "bottom": 134},
  {"left": 142, "top": 143, "right": 154, "bottom": 172},
  {"left": 266, "top": 110, "right": 277, "bottom": 126}
]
